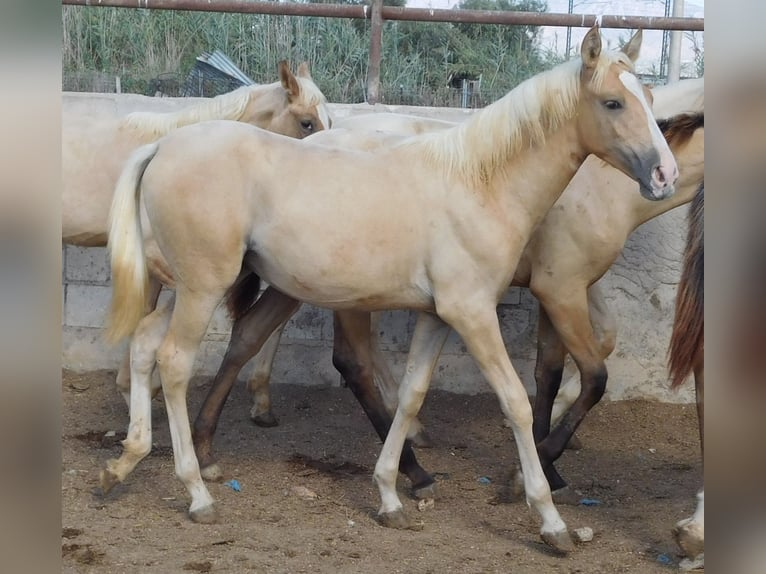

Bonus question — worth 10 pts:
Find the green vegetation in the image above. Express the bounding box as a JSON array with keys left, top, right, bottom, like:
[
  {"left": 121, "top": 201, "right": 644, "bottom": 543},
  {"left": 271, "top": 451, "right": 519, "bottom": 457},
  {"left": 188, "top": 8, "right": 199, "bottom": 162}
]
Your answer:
[{"left": 62, "top": 1, "right": 563, "bottom": 105}]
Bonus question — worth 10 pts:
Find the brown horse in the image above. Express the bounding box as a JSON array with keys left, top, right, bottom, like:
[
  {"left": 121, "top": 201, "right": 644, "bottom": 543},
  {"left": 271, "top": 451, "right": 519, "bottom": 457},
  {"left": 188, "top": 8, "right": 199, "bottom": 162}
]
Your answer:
[
  {"left": 668, "top": 183, "right": 704, "bottom": 570},
  {"left": 62, "top": 61, "right": 331, "bottom": 403},
  {"left": 103, "top": 27, "right": 676, "bottom": 551}
]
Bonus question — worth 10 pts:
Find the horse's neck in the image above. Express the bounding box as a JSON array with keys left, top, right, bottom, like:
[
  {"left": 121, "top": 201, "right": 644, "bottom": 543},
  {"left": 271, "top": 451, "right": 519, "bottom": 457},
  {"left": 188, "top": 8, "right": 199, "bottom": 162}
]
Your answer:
[{"left": 488, "top": 119, "right": 586, "bottom": 238}]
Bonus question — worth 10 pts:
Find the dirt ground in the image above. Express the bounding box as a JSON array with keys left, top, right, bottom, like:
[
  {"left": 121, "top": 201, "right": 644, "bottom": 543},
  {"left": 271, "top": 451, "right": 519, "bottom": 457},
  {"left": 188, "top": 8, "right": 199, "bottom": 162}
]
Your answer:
[{"left": 62, "top": 369, "right": 701, "bottom": 573}]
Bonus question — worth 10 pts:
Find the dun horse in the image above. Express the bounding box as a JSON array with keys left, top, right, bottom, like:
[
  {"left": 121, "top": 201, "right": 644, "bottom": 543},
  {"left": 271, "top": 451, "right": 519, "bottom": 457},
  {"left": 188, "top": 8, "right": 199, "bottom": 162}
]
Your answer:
[
  {"left": 104, "top": 28, "right": 676, "bottom": 551},
  {"left": 62, "top": 61, "right": 331, "bottom": 402}
]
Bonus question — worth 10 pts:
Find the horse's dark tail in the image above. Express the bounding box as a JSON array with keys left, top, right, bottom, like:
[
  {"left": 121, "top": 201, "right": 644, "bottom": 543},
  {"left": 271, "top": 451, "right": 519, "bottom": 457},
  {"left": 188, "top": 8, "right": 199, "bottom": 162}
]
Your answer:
[
  {"left": 668, "top": 182, "right": 704, "bottom": 389},
  {"left": 225, "top": 267, "right": 262, "bottom": 321}
]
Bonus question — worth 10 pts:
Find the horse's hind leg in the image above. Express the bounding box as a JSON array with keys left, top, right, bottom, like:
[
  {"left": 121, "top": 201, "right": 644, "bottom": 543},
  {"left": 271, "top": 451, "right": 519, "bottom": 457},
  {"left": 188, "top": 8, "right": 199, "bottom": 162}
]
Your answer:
[
  {"left": 372, "top": 312, "right": 449, "bottom": 530},
  {"left": 115, "top": 277, "right": 163, "bottom": 406},
  {"left": 532, "top": 305, "right": 567, "bottom": 446},
  {"left": 157, "top": 285, "right": 232, "bottom": 523},
  {"left": 550, "top": 282, "right": 616, "bottom": 446},
  {"left": 673, "top": 361, "right": 704, "bottom": 566},
  {"left": 369, "top": 312, "right": 433, "bottom": 448},
  {"left": 246, "top": 319, "right": 292, "bottom": 427},
  {"left": 101, "top": 292, "right": 174, "bottom": 494},
  {"left": 533, "top": 289, "right": 609, "bottom": 493},
  {"left": 333, "top": 311, "right": 435, "bottom": 499},
  {"left": 193, "top": 287, "right": 301, "bottom": 481}
]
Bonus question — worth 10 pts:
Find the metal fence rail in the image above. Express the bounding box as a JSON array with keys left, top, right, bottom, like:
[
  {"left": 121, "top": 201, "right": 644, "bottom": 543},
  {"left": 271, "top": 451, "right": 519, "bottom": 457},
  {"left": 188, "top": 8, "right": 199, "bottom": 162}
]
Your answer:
[{"left": 62, "top": 0, "right": 704, "bottom": 104}]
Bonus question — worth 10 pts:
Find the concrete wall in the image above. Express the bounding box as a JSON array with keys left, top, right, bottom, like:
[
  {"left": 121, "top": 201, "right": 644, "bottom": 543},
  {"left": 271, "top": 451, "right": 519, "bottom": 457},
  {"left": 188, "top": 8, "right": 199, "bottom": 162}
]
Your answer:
[{"left": 62, "top": 92, "right": 693, "bottom": 403}]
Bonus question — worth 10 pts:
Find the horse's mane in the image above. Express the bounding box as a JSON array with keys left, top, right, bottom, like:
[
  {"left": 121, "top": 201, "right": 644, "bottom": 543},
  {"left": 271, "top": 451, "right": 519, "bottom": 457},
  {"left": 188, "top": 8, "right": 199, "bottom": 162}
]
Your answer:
[
  {"left": 657, "top": 112, "right": 704, "bottom": 148},
  {"left": 668, "top": 182, "right": 704, "bottom": 388},
  {"left": 123, "top": 76, "right": 328, "bottom": 138},
  {"left": 651, "top": 77, "right": 704, "bottom": 120},
  {"left": 122, "top": 84, "right": 266, "bottom": 137},
  {"left": 401, "top": 50, "right": 634, "bottom": 187}
]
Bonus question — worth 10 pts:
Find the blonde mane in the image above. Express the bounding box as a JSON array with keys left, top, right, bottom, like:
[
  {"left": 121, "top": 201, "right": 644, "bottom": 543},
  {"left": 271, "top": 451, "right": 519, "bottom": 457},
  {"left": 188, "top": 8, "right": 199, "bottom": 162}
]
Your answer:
[
  {"left": 123, "top": 84, "right": 266, "bottom": 137},
  {"left": 123, "top": 75, "right": 328, "bottom": 138},
  {"left": 402, "top": 50, "right": 634, "bottom": 187}
]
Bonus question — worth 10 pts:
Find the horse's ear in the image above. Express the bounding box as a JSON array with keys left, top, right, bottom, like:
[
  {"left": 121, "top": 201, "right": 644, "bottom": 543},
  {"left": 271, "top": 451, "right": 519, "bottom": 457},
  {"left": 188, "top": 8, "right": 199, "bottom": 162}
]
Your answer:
[
  {"left": 296, "top": 61, "right": 312, "bottom": 79},
  {"left": 278, "top": 60, "right": 301, "bottom": 101},
  {"left": 581, "top": 25, "right": 602, "bottom": 69},
  {"left": 622, "top": 28, "right": 643, "bottom": 63}
]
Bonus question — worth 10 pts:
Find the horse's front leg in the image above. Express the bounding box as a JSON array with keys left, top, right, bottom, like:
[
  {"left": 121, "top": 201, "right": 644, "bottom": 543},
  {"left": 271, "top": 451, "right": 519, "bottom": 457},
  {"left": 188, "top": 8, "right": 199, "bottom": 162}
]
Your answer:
[
  {"left": 333, "top": 311, "right": 435, "bottom": 498},
  {"left": 373, "top": 312, "right": 449, "bottom": 529},
  {"left": 246, "top": 319, "right": 291, "bottom": 427},
  {"left": 192, "top": 287, "right": 301, "bottom": 481},
  {"left": 441, "top": 302, "right": 572, "bottom": 553}
]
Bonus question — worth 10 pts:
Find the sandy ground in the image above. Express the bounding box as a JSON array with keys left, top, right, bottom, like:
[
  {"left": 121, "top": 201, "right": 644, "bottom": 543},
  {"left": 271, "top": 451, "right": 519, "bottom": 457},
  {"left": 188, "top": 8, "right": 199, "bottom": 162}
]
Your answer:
[{"left": 62, "top": 369, "right": 701, "bottom": 573}]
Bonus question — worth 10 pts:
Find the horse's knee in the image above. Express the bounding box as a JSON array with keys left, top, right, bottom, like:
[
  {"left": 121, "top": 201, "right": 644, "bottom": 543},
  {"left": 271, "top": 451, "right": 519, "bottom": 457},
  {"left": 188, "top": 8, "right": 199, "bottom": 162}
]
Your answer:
[
  {"left": 504, "top": 396, "right": 534, "bottom": 430},
  {"left": 398, "top": 386, "right": 427, "bottom": 418}
]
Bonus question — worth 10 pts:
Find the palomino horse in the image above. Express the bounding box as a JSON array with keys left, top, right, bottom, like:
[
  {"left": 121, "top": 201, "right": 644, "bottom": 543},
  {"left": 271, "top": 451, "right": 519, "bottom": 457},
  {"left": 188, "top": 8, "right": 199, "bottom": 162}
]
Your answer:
[
  {"left": 221, "top": 81, "right": 704, "bottom": 471},
  {"left": 668, "top": 183, "right": 704, "bottom": 571},
  {"left": 104, "top": 27, "right": 677, "bottom": 551},
  {"left": 62, "top": 61, "right": 331, "bottom": 402}
]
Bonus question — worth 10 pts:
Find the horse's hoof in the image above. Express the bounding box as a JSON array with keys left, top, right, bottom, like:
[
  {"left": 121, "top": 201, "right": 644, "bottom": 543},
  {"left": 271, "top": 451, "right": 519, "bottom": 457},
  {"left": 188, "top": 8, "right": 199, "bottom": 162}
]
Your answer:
[
  {"left": 200, "top": 463, "right": 224, "bottom": 483},
  {"left": 410, "top": 430, "right": 435, "bottom": 449},
  {"left": 377, "top": 509, "right": 424, "bottom": 531},
  {"left": 412, "top": 480, "right": 438, "bottom": 500},
  {"left": 250, "top": 408, "right": 279, "bottom": 428},
  {"left": 679, "top": 554, "right": 704, "bottom": 571},
  {"left": 673, "top": 520, "right": 704, "bottom": 560},
  {"left": 541, "top": 528, "right": 575, "bottom": 555},
  {"left": 551, "top": 486, "right": 580, "bottom": 506},
  {"left": 99, "top": 467, "right": 121, "bottom": 495},
  {"left": 565, "top": 433, "right": 584, "bottom": 451},
  {"left": 189, "top": 504, "right": 219, "bottom": 524}
]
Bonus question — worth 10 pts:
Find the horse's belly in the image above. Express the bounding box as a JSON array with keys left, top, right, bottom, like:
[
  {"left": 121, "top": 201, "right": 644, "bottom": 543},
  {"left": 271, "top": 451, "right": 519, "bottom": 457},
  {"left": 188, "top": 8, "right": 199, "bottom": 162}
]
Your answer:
[{"left": 244, "top": 251, "right": 433, "bottom": 312}]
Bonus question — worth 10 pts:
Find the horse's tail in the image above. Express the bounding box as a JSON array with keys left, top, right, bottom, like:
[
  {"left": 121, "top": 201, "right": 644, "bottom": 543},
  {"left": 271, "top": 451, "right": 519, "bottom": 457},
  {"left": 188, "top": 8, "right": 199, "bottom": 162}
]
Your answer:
[
  {"left": 225, "top": 268, "right": 262, "bottom": 321},
  {"left": 668, "top": 182, "right": 704, "bottom": 388},
  {"left": 105, "top": 142, "right": 159, "bottom": 343}
]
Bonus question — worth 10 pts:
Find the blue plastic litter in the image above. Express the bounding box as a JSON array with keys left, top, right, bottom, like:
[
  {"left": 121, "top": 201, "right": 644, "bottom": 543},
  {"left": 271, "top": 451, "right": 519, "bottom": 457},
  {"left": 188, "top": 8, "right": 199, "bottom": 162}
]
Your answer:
[
  {"left": 477, "top": 476, "right": 492, "bottom": 485},
  {"left": 578, "top": 498, "right": 601, "bottom": 506},
  {"left": 656, "top": 553, "right": 673, "bottom": 565},
  {"left": 224, "top": 479, "right": 241, "bottom": 492}
]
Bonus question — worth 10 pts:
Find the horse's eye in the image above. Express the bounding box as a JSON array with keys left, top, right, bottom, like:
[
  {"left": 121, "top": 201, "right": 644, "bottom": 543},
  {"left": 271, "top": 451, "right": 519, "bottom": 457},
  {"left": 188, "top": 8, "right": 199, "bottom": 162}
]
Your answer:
[
  {"left": 603, "top": 100, "right": 622, "bottom": 110},
  {"left": 301, "top": 120, "right": 314, "bottom": 131}
]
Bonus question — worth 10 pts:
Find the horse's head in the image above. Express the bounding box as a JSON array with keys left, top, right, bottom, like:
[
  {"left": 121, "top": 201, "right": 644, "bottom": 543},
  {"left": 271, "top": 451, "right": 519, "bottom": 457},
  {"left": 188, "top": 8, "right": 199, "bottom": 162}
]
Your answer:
[
  {"left": 575, "top": 26, "right": 678, "bottom": 200},
  {"left": 269, "top": 61, "right": 332, "bottom": 139}
]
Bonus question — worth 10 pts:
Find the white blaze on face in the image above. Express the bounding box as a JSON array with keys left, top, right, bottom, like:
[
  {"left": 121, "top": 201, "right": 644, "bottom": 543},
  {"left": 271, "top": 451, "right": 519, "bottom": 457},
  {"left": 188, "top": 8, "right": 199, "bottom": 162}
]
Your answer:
[{"left": 618, "top": 70, "right": 675, "bottom": 169}]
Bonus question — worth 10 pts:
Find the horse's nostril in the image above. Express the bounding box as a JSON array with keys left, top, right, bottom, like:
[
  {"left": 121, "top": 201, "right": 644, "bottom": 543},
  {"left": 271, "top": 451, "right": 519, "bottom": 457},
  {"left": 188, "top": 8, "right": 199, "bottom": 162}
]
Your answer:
[{"left": 653, "top": 166, "right": 666, "bottom": 185}]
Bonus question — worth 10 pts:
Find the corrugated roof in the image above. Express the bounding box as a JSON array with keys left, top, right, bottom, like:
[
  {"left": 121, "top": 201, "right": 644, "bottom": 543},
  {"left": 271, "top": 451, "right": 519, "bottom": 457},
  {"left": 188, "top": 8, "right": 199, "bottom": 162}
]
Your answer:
[{"left": 196, "top": 50, "right": 255, "bottom": 86}]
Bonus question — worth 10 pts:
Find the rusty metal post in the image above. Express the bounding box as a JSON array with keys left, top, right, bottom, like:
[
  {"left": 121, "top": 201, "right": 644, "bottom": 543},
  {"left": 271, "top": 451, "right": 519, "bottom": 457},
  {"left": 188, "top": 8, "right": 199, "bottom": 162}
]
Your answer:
[{"left": 367, "top": 0, "right": 384, "bottom": 105}]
